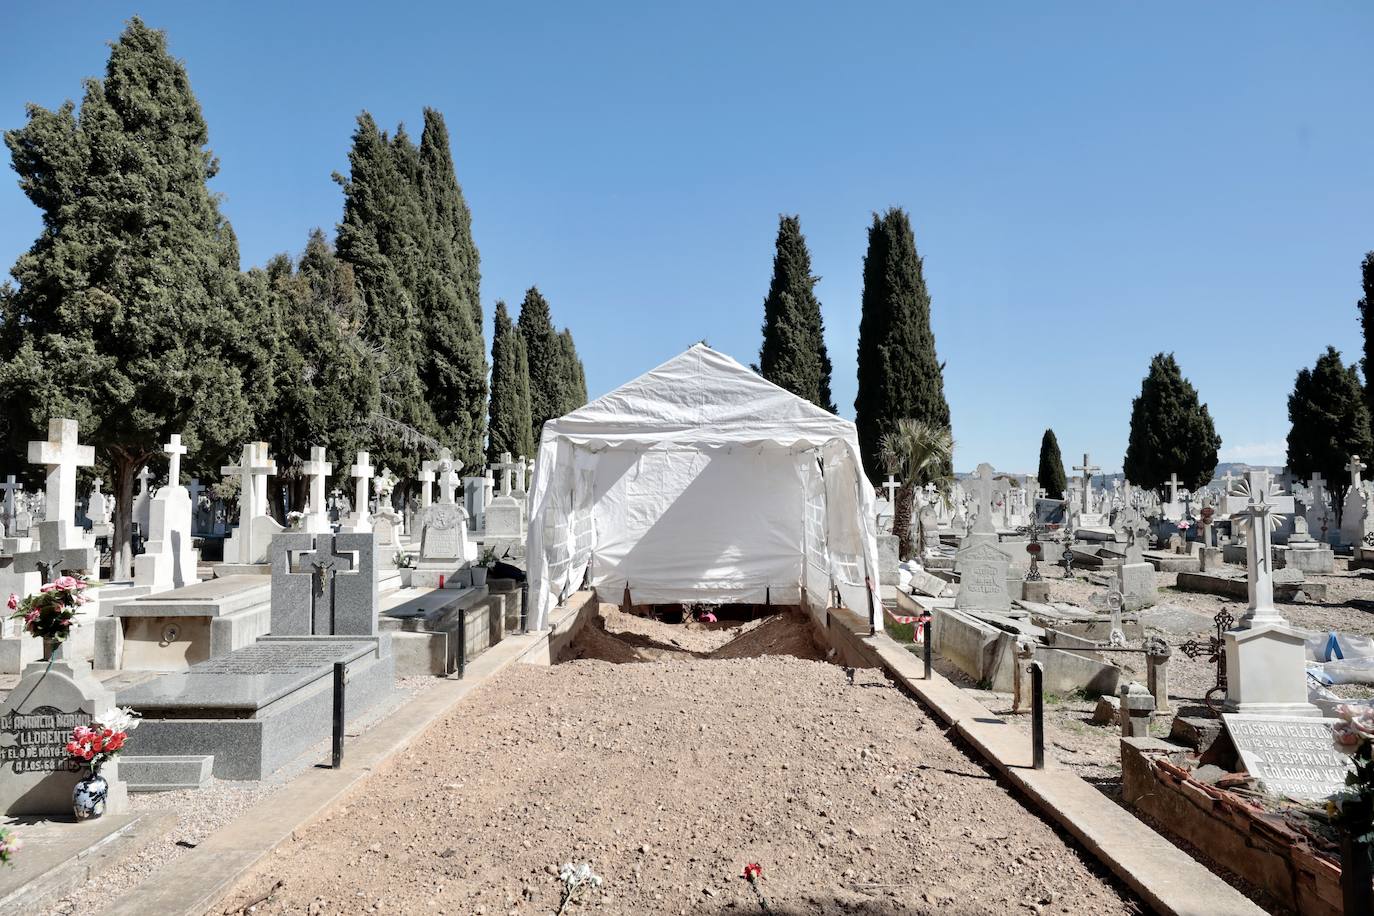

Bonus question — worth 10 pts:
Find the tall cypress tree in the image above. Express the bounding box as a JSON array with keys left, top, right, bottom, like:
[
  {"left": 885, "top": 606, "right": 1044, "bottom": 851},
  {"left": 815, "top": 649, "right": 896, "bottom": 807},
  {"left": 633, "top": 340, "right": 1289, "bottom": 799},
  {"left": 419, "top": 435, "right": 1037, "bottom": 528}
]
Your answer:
[
  {"left": 1037, "top": 429, "right": 1068, "bottom": 500},
  {"left": 487, "top": 301, "right": 534, "bottom": 462},
  {"left": 417, "top": 109, "right": 486, "bottom": 467},
  {"left": 1286, "top": 346, "right": 1374, "bottom": 514},
  {"left": 854, "top": 208, "right": 951, "bottom": 481},
  {"left": 758, "top": 215, "right": 835, "bottom": 412},
  {"left": 1357, "top": 252, "right": 1374, "bottom": 424},
  {"left": 558, "top": 328, "right": 588, "bottom": 413},
  {"left": 1122, "top": 353, "right": 1221, "bottom": 492},
  {"left": 518, "top": 287, "right": 563, "bottom": 444},
  {"left": 0, "top": 17, "right": 264, "bottom": 577},
  {"left": 334, "top": 114, "right": 436, "bottom": 479}
]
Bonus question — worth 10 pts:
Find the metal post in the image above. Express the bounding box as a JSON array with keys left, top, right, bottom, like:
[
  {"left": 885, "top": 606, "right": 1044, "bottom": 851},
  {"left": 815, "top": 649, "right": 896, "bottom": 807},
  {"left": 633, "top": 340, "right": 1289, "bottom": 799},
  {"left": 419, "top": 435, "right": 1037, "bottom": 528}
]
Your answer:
[
  {"left": 331, "top": 662, "right": 346, "bottom": 769},
  {"left": 922, "top": 621, "right": 932, "bottom": 680},
  {"left": 457, "top": 607, "right": 467, "bottom": 678},
  {"left": 1030, "top": 661, "right": 1045, "bottom": 770},
  {"left": 1343, "top": 799, "right": 1374, "bottom": 916}
]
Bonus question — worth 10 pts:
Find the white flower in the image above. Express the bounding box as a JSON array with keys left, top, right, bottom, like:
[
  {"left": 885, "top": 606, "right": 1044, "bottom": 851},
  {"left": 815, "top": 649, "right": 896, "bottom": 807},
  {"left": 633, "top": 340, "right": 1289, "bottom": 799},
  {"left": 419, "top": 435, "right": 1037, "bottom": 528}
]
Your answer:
[
  {"left": 560, "top": 862, "right": 603, "bottom": 889},
  {"left": 94, "top": 707, "right": 141, "bottom": 733}
]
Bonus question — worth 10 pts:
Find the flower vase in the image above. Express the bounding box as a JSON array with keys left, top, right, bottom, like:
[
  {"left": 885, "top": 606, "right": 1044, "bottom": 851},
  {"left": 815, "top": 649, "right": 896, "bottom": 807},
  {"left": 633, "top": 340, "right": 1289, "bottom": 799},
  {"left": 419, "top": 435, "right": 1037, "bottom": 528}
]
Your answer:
[
  {"left": 471, "top": 567, "right": 488, "bottom": 587},
  {"left": 72, "top": 768, "right": 108, "bottom": 821}
]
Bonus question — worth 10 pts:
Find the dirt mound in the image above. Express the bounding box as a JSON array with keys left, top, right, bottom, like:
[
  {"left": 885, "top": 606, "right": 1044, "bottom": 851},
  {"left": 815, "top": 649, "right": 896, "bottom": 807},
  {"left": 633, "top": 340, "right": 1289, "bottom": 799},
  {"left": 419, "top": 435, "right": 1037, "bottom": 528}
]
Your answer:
[{"left": 708, "top": 607, "right": 825, "bottom": 661}]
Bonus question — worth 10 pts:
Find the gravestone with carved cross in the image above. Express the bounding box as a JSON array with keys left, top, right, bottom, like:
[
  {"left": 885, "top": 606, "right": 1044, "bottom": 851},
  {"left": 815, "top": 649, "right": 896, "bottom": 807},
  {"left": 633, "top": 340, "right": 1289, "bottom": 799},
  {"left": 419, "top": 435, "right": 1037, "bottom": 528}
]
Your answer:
[
  {"left": 1219, "top": 469, "right": 1319, "bottom": 716},
  {"left": 484, "top": 452, "right": 526, "bottom": 550},
  {"left": 1071, "top": 453, "right": 1106, "bottom": 528},
  {"left": 414, "top": 450, "right": 472, "bottom": 586},
  {"left": 1340, "top": 455, "right": 1372, "bottom": 548},
  {"left": 27, "top": 419, "right": 95, "bottom": 550},
  {"left": 954, "top": 463, "right": 1012, "bottom": 611},
  {"left": 270, "top": 531, "right": 378, "bottom": 636},
  {"left": 220, "top": 442, "right": 282, "bottom": 565},
  {"left": 134, "top": 434, "right": 198, "bottom": 592},
  {"left": 13, "top": 521, "right": 97, "bottom": 582}
]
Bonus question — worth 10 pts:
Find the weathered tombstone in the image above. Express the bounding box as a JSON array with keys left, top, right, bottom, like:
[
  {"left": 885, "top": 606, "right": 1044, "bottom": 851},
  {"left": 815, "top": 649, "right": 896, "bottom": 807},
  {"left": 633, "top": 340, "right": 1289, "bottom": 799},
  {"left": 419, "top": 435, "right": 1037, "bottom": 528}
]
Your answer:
[
  {"left": 27, "top": 418, "right": 95, "bottom": 549},
  {"left": 1118, "top": 682, "right": 1155, "bottom": 738},
  {"left": 1072, "top": 453, "right": 1107, "bottom": 529},
  {"left": 954, "top": 463, "right": 1012, "bottom": 612},
  {"left": 1222, "top": 714, "right": 1352, "bottom": 801},
  {"left": 0, "top": 652, "right": 129, "bottom": 815},
  {"left": 0, "top": 476, "right": 20, "bottom": 536},
  {"left": 1116, "top": 506, "right": 1157, "bottom": 610},
  {"left": 134, "top": 434, "right": 199, "bottom": 592},
  {"left": 1220, "top": 470, "right": 1319, "bottom": 716}
]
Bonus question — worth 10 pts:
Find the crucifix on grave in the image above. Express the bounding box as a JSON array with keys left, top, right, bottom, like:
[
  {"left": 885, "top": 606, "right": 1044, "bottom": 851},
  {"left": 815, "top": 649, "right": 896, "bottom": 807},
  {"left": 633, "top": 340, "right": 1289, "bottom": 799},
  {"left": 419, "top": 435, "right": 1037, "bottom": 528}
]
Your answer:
[
  {"left": 220, "top": 442, "right": 277, "bottom": 564},
  {"left": 27, "top": 418, "right": 95, "bottom": 549},
  {"left": 299, "top": 535, "right": 355, "bottom": 635},
  {"left": 1220, "top": 470, "right": 1293, "bottom": 628},
  {"left": 882, "top": 475, "right": 901, "bottom": 506},
  {"left": 1072, "top": 453, "right": 1099, "bottom": 516},
  {"left": 14, "top": 521, "right": 96, "bottom": 582}
]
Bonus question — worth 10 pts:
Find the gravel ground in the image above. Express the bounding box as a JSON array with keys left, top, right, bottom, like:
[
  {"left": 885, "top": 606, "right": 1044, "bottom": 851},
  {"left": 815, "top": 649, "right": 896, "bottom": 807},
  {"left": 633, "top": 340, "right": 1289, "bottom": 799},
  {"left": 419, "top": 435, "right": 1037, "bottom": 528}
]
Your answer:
[
  {"left": 222, "top": 608, "right": 1141, "bottom": 916},
  {"left": 36, "top": 676, "right": 440, "bottom": 916}
]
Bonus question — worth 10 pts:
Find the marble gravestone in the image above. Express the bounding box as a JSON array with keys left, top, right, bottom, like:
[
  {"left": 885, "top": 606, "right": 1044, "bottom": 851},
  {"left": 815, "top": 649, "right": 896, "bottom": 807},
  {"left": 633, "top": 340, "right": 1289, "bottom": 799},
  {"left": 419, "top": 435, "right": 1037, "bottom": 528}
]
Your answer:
[
  {"left": 1223, "top": 714, "right": 1350, "bottom": 801},
  {"left": 221, "top": 442, "right": 283, "bottom": 567},
  {"left": 415, "top": 450, "right": 473, "bottom": 588},
  {"left": 0, "top": 653, "right": 129, "bottom": 815},
  {"left": 134, "top": 434, "right": 199, "bottom": 593},
  {"left": 955, "top": 463, "right": 1013, "bottom": 612},
  {"left": 27, "top": 418, "right": 95, "bottom": 550},
  {"left": 483, "top": 452, "right": 526, "bottom": 555},
  {"left": 270, "top": 531, "right": 378, "bottom": 637}
]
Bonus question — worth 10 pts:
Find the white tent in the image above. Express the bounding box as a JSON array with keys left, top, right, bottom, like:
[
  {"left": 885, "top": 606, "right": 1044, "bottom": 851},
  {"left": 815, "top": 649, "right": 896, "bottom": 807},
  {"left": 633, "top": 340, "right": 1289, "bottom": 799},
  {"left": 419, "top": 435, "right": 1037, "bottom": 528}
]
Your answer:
[{"left": 526, "top": 344, "right": 883, "bottom": 632}]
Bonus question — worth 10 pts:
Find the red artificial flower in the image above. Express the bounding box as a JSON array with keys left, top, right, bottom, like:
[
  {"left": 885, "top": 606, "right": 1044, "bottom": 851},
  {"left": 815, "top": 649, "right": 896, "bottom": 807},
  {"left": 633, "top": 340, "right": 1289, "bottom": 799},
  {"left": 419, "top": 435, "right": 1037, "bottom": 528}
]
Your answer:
[
  {"left": 742, "top": 863, "right": 763, "bottom": 881},
  {"left": 5, "top": 594, "right": 16, "bottom": 611}
]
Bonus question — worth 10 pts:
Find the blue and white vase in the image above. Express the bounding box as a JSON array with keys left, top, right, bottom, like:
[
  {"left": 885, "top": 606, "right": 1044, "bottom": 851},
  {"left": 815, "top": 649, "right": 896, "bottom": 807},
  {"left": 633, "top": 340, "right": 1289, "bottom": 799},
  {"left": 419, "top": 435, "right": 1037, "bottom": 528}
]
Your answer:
[{"left": 72, "top": 769, "right": 108, "bottom": 821}]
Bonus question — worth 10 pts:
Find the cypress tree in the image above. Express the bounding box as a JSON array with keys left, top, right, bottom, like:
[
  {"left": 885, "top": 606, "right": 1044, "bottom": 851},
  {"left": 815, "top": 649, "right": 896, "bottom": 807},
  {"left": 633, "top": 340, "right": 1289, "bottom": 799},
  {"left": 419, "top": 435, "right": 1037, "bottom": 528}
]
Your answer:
[
  {"left": 487, "top": 301, "right": 534, "bottom": 462},
  {"left": 854, "top": 208, "right": 951, "bottom": 481},
  {"left": 417, "top": 109, "right": 487, "bottom": 467},
  {"left": 0, "top": 18, "right": 263, "bottom": 578},
  {"left": 1122, "top": 353, "right": 1221, "bottom": 492},
  {"left": 1037, "top": 429, "right": 1068, "bottom": 500},
  {"left": 1358, "top": 252, "right": 1374, "bottom": 423},
  {"left": 758, "top": 215, "right": 835, "bottom": 412},
  {"left": 1286, "top": 346, "right": 1374, "bottom": 513},
  {"left": 558, "top": 328, "right": 588, "bottom": 413},
  {"left": 518, "top": 287, "right": 563, "bottom": 444},
  {"left": 334, "top": 114, "right": 436, "bottom": 479}
]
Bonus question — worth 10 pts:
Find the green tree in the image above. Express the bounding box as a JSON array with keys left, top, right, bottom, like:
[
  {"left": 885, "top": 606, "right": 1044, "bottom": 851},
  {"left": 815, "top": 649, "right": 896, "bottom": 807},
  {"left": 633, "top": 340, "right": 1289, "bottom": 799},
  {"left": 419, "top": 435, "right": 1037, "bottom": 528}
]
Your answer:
[
  {"left": 854, "top": 208, "right": 951, "bottom": 482},
  {"left": 417, "top": 109, "right": 486, "bottom": 467},
  {"left": 0, "top": 18, "right": 264, "bottom": 577},
  {"left": 1037, "top": 429, "right": 1068, "bottom": 500},
  {"left": 1357, "top": 252, "right": 1374, "bottom": 424},
  {"left": 518, "top": 287, "right": 564, "bottom": 444},
  {"left": 879, "top": 419, "right": 954, "bottom": 560},
  {"left": 758, "top": 215, "right": 835, "bottom": 412},
  {"left": 258, "top": 230, "right": 380, "bottom": 516},
  {"left": 1122, "top": 353, "right": 1221, "bottom": 492},
  {"left": 334, "top": 114, "right": 437, "bottom": 480},
  {"left": 487, "top": 301, "right": 534, "bottom": 462},
  {"left": 1286, "top": 346, "right": 1374, "bottom": 517},
  {"left": 558, "top": 328, "right": 588, "bottom": 414}
]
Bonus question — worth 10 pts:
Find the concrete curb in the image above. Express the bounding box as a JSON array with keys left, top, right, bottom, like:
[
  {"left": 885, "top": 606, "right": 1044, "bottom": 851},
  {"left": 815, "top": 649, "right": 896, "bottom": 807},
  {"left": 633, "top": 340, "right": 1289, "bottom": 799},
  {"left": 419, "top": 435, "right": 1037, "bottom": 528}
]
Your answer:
[
  {"left": 826, "top": 620, "right": 1266, "bottom": 916},
  {"left": 96, "top": 592, "right": 597, "bottom": 916}
]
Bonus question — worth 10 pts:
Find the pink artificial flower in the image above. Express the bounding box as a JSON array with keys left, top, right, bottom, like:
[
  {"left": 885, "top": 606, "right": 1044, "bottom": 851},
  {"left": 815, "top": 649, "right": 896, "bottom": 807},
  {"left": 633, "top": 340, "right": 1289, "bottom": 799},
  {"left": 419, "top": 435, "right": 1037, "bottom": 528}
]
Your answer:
[
  {"left": 5, "top": 594, "right": 16, "bottom": 611},
  {"left": 24, "top": 610, "right": 39, "bottom": 625},
  {"left": 52, "top": 575, "right": 79, "bottom": 591},
  {"left": 39, "top": 583, "right": 56, "bottom": 593},
  {"left": 703, "top": 612, "right": 718, "bottom": 623}
]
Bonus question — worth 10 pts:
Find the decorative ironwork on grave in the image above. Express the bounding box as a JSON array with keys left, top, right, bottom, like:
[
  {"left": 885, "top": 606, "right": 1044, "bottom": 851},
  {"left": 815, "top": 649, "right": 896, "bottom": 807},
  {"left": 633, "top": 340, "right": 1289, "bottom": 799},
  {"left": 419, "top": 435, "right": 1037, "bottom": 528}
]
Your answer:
[{"left": 1179, "top": 609, "right": 1235, "bottom": 715}]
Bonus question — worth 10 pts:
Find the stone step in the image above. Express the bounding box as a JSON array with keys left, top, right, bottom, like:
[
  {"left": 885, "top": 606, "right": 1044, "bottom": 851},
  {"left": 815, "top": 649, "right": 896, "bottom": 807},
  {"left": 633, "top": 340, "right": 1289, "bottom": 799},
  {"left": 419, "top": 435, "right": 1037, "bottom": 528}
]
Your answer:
[{"left": 121, "top": 755, "right": 214, "bottom": 792}]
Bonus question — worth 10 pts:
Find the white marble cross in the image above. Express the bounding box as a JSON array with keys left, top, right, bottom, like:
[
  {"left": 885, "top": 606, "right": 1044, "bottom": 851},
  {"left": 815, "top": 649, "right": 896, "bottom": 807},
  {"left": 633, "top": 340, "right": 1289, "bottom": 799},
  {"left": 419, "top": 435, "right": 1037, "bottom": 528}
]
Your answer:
[
  {"left": 1221, "top": 469, "right": 1295, "bottom": 627},
  {"left": 301, "top": 446, "right": 333, "bottom": 521},
  {"left": 27, "top": 418, "right": 95, "bottom": 534},
  {"left": 1072, "top": 453, "right": 1099, "bottom": 515},
  {"left": 164, "top": 434, "right": 187, "bottom": 489},
  {"left": 1, "top": 475, "right": 22, "bottom": 522},
  {"left": 435, "top": 448, "right": 462, "bottom": 505},
  {"left": 1347, "top": 455, "right": 1367, "bottom": 493},
  {"left": 492, "top": 451, "right": 521, "bottom": 498},
  {"left": 969, "top": 463, "right": 997, "bottom": 536},
  {"left": 882, "top": 475, "right": 901, "bottom": 506},
  {"left": 349, "top": 451, "right": 375, "bottom": 527},
  {"left": 1166, "top": 472, "right": 1183, "bottom": 503},
  {"left": 137, "top": 466, "right": 153, "bottom": 493},
  {"left": 1309, "top": 471, "right": 1326, "bottom": 498},
  {"left": 418, "top": 460, "right": 437, "bottom": 509}
]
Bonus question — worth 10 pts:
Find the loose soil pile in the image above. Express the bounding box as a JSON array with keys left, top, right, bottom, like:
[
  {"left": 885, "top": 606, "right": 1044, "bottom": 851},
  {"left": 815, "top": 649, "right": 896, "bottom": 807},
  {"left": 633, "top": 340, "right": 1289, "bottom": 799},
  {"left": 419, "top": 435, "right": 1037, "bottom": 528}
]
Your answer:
[{"left": 224, "top": 611, "right": 1138, "bottom": 915}]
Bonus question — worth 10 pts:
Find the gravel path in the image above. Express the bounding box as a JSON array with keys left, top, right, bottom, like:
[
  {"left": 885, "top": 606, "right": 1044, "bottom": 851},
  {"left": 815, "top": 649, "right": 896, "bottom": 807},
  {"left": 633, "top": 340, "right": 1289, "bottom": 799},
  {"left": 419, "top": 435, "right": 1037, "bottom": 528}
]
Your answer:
[{"left": 222, "top": 610, "right": 1140, "bottom": 915}]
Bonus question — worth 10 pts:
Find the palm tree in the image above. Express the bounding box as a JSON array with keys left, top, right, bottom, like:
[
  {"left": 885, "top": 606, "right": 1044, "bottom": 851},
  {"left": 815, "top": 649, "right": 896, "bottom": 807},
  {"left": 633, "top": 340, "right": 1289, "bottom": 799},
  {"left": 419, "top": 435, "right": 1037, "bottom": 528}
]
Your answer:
[{"left": 879, "top": 419, "right": 955, "bottom": 560}]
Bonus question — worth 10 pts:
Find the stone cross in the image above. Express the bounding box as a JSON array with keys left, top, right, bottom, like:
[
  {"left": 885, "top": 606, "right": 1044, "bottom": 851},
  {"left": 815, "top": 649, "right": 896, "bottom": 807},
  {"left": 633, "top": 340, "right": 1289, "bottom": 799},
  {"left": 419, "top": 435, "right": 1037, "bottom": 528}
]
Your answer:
[
  {"left": 882, "top": 475, "right": 901, "bottom": 506},
  {"left": 221, "top": 442, "right": 276, "bottom": 558},
  {"left": 301, "top": 446, "right": 332, "bottom": 518},
  {"left": 349, "top": 451, "right": 375, "bottom": 528},
  {"left": 27, "top": 418, "right": 95, "bottom": 534},
  {"left": 1166, "top": 472, "right": 1183, "bottom": 504},
  {"left": 1310, "top": 471, "right": 1327, "bottom": 500},
  {"left": 137, "top": 466, "right": 152, "bottom": 494},
  {"left": 1072, "top": 453, "right": 1100, "bottom": 515},
  {"left": 435, "top": 448, "right": 462, "bottom": 505},
  {"left": 14, "top": 522, "right": 95, "bottom": 581},
  {"left": 1221, "top": 469, "right": 1295, "bottom": 628},
  {"left": 970, "top": 463, "right": 998, "bottom": 536},
  {"left": 418, "top": 460, "right": 437, "bottom": 510},
  {"left": 1347, "top": 455, "right": 1367, "bottom": 493},
  {"left": 515, "top": 456, "right": 532, "bottom": 497},
  {"left": 493, "top": 452, "right": 521, "bottom": 498},
  {"left": 299, "top": 536, "right": 356, "bottom": 635},
  {"left": 1, "top": 475, "right": 21, "bottom": 524},
  {"left": 163, "top": 434, "right": 187, "bottom": 488}
]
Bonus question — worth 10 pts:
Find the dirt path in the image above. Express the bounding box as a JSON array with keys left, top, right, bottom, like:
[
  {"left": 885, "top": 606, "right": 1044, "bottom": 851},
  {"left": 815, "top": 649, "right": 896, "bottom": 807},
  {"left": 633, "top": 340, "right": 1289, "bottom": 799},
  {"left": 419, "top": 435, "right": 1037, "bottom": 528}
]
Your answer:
[{"left": 223, "top": 612, "right": 1139, "bottom": 915}]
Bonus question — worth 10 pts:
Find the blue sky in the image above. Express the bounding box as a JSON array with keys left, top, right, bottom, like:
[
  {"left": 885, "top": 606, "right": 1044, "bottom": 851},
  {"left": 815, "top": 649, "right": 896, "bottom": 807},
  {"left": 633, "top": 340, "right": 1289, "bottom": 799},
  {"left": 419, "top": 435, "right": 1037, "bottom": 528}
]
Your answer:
[{"left": 2, "top": 3, "right": 1371, "bottom": 474}]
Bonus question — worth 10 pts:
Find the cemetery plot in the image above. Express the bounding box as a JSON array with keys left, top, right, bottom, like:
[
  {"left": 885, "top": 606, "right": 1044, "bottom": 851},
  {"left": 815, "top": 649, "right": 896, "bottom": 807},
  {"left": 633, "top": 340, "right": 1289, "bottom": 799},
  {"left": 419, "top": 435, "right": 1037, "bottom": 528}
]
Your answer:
[{"left": 220, "top": 617, "right": 1139, "bottom": 915}]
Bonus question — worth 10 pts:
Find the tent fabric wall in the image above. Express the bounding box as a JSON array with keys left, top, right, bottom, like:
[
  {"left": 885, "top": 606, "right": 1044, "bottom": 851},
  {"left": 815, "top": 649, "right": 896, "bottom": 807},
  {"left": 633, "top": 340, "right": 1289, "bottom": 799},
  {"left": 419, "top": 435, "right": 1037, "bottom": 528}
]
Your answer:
[{"left": 526, "top": 344, "right": 882, "bottom": 632}]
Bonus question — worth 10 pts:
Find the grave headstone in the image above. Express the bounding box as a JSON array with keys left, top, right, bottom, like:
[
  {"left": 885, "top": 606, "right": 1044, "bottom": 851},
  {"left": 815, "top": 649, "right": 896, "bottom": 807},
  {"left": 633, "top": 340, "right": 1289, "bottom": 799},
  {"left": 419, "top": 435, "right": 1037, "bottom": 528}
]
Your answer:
[
  {"left": 134, "top": 434, "right": 198, "bottom": 592},
  {"left": 301, "top": 446, "right": 333, "bottom": 534},
  {"left": 132, "top": 466, "right": 153, "bottom": 539},
  {"left": 87, "top": 478, "right": 112, "bottom": 540},
  {"left": 27, "top": 418, "right": 95, "bottom": 549},
  {"left": 270, "top": 531, "right": 378, "bottom": 636},
  {"left": 415, "top": 450, "right": 472, "bottom": 586},
  {"left": 1222, "top": 713, "right": 1351, "bottom": 801},
  {"left": 221, "top": 442, "right": 282, "bottom": 566},
  {"left": 954, "top": 463, "right": 1012, "bottom": 612},
  {"left": 1340, "top": 455, "right": 1373, "bottom": 548}
]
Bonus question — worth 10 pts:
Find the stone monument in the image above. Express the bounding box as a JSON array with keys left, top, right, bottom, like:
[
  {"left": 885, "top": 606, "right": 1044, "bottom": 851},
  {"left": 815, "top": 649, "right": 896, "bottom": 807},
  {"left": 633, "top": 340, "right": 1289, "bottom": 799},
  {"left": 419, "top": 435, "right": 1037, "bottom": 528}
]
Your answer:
[
  {"left": 134, "top": 434, "right": 199, "bottom": 592},
  {"left": 221, "top": 442, "right": 282, "bottom": 567},
  {"left": 954, "top": 463, "right": 1012, "bottom": 612}
]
